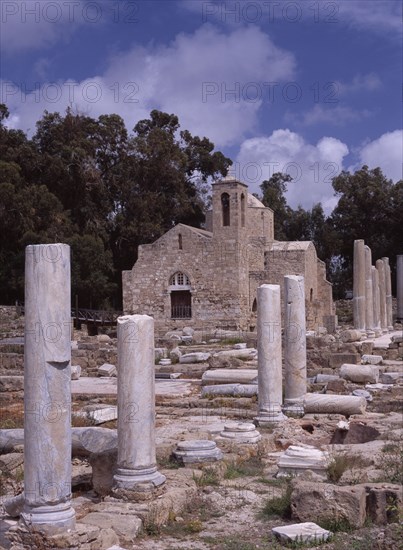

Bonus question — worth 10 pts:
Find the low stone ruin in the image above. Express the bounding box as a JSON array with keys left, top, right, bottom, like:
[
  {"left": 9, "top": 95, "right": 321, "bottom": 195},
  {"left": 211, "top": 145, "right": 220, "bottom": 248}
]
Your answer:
[{"left": 0, "top": 242, "right": 402, "bottom": 549}]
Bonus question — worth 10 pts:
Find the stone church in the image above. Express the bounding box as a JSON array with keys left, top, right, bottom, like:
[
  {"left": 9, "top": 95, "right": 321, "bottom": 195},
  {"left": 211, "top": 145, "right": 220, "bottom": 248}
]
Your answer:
[{"left": 122, "top": 177, "right": 336, "bottom": 332}]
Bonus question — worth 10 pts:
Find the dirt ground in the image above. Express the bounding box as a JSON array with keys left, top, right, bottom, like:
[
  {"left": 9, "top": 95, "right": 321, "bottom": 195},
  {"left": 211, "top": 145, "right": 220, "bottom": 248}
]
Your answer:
[{"left": 0, "top": 314, "right": 402, "bottom": 549}]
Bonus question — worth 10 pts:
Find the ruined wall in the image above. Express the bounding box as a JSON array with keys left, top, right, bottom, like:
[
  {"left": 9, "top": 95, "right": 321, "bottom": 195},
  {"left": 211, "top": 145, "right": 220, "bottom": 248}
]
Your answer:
[
  {"left": 317, "top": 259, "right": 335, "bottom": 316},
  {"left": 122, "top": 270, "right": 133, "bottom": 313},
  {"left": 263, "top": 245, "right": 311, "bottom": 290},
  {"left": 247, "top": 242, "right": 334, "bottom": 330},
  {"left": 247, "top": 207, "right": 274, "bottom": 240}
]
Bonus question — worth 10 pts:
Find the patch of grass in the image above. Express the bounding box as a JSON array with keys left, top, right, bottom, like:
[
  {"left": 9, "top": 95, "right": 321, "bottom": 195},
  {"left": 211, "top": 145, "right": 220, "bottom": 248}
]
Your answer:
[
  {"left": 143, "top": 521, "right": 160, "bottom": 536},
  {"left": 193, "top": 467, "right": 220, "bottom": 487},
  {"left": 142, "top": 505, "right": 161, "bottom": 536},
  {"left": 260, "top": 481, "right": 292, "bottom": 519},
  {"left": 317, "top": 516, "right": 353, "bottom": 533},
  {"left": 201, "top": 535, "right": 280, "bottom": 550},
  {"left": 13, "top": 524, "right": 61, "bottom": 549},
  {"left": 238, "top": 355, "right": 254, "bottom": 362},
  {"left": 183, "top": 519, "right": 203, "bottom": 533},
  {"left": 158, "top": 455, "right": 181, "bottom": 469},
  {"left": 0, "top": 476, "right": 8, "bottom": 496},
  {"left": 71, "top": 414, "right": 95, "bottom": 427},
  {"left": 14, "top": 466, "right": 24, "bottom": 483},
  {"left": 220, "top": 338, "right": 245, "bottom": 345},
  {"left": 386, "top": 494, "right": 403, "bottom": 523},
  {"left": 257, "top": 477, "right": 289, "bottom": 486},
  {"left": 221, "top": 541, "right": 263, "bottom": 550},
  {"left": 0, "top": 405, "right": 24, "bottom": 429},
  {"left": 224, "top": 461, "right": 243, "bottom": 480},
  {"left": 348, "top": 536, "right": 379, "bottom": 550},
  {"left": 0, "top": 344, "right": 24, "bottom": 354},
  {"left": 224, "top": 456, "right": 265, "bottom": 479},
  {"left": 379, "top": 441, "right": 403, "bottom": 484},
  {"left": 161, "top": 518, "right": 203, "bottom": 538},
  {"left": 326, "top": 451, "right": 371, "bottom": 483}
]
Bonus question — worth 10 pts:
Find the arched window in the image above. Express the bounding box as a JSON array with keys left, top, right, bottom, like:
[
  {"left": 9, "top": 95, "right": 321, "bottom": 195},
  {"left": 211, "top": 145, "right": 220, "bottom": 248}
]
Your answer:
[
  {"left": 170, "top": 272, "right": 190, "bottom": 286},
  {"left": 241, "top": 193, "right": 245, "bottom": 227},
  {"left": 178, "top": 233, "right": 183, "bottom": 250},
  {"left": 221, "top": 193, "right": 230, "bottom": 226},
  {"left": 310, "top": 288, "right": 313, "bottom": 302},
  {"left": 252, "top": 298, "right": 257, "bottom": 312}
]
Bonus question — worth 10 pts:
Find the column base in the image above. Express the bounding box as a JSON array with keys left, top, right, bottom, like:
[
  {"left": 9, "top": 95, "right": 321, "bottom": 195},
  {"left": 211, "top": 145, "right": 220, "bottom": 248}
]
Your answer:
[
  {"left": 20, "top": 501, "right": 76, "bottom": 535},
  {"left": 254, "top": 410, "right": 287, "bottom": 425},
  {"left": 219, "top": 423, "right": 261, "bottom": 444},
  {"left": 173, "top": 440, "right": 223, "bottom": 464},
  {"left": 366, "top": 330, "right": 375, "bottom": 339},
  {"left": 387, "top": 326, "right": 394, "bottom": 332},
  {"left": 113, "top": 465, "right": 166, "bottom": 493},
  {"left": 282, "top": 401, "right": 305, "bottom": 418}
]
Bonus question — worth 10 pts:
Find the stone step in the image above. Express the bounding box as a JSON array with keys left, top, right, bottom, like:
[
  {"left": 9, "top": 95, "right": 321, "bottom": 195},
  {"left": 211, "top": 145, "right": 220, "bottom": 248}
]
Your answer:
[{"left": 202, "top": 369, "right": 258, "bottom": 385}]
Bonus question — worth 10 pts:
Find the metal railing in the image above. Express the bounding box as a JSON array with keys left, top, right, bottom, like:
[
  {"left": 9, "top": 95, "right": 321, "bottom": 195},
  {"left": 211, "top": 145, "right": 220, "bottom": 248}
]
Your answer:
[
  {"left": 16, "top": 302, "right": 122, "bottom": 326},
  {"left": 171, "top": 305, "right": 192, "bottom": 319}
]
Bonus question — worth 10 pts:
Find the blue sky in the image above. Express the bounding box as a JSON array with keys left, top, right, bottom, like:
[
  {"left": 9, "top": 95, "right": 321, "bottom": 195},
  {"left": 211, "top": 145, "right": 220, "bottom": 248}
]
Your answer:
[{"left": 1, "top": 0, "right": 402, "bottom": 210}]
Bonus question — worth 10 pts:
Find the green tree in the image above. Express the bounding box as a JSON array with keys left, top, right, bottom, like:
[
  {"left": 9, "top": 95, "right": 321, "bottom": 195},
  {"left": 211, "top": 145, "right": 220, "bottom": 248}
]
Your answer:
[
  {"left": 286, "top": 203, "right": 339, "bottom": 264},
  {"left": 0, "top": 105, "right": 232, "bottom": 308},
  {"left": 33, "top": 109, "right": 114, "bottom": 239},
  {"left": 329, "top": 166, "right": 403, "bottom": 290},
  {"left": 259, "top": 172, "right": 292, "bottom": 240},
  {"left": 111, "top": 110, "right": 232, "bottom": 274},
  {"left": 69, "top": 234, "right": 117, "bottom": 309}
]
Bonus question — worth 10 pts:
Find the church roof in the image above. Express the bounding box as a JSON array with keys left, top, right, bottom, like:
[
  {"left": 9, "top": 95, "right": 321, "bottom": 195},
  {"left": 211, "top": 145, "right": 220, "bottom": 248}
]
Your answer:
[
  {"left": 268, "top": 241, "right": 313, "bottom": 251},
  {"left": 247, "top": 193, "right": 265, "bottom": 208},
  {"left": 177, "top": 224, "right": 212, "bottom": 238}
]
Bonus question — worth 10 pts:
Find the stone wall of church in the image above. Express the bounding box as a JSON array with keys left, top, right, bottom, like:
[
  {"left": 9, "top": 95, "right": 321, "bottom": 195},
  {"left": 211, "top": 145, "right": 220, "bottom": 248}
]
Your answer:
[
  {"left": 123, "top": 223, "right": 250, "bottom": 332},
  {"left": 246, "top": 244, "right": 334, "bottom": 330},
  {"left": 122, "top": 179, "right": 335, "bottom": 333},
  {"left": 247, "top": 207, "right": 274, "bottom": 240}
]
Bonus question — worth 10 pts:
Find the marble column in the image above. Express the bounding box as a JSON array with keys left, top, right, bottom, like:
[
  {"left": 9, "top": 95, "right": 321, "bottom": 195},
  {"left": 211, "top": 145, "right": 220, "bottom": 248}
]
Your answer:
[
  {"left": 371, "top": 266, "right": 381, "bottom": 336},
  {"left": 353, "top": 239, "right": 366, "bottom": 334},
  {"left": 376, "top": 259, "right": 388, "bottom": 333},
  {"left": 22, "top": 244, "right": 75, "bottom": 533},
  {"left": 382, "top": 257, "right": 393, "bottom": 331},
  {"left": 397, "top": 255, "right": 403, "bottom": 321},
  {"left": 364, "top": 246, "right": 375, "bottom": 338},
  {"left": 113, "top": 315, "right": 165, "bottom": 495},
  {"left": 283, "top": 275, "right": 306, "bottom": 416},
  {"left": 254, "top": 284, "right": 286, "bottom": 425}
]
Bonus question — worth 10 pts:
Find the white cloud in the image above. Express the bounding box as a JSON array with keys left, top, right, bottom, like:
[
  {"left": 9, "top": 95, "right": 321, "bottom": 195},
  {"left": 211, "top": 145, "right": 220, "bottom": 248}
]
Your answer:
[
  {"left": 235, "top": 129, "right": 349, "bottom": 210},
  {"left": 285, "top": 104, "right": 372, "bottom": 127},
  {"left": 338, "top": 1, "right": 402, "bottom": 35},
  {"left": 3, "top": 25, "right": 295, "bottom": 147},
  {"left": 336, "top": 73, "right": 382, "bottom": 95},
  {"left": 352, "top": 130, "right": 403, "bottom": 182},
  {"left": 181, "top": 0, "right": 401, "bottom": 36},
  {"left": 0, "top": 0, "right": 98, "bottom": 54},
  {"left": 233, "top": 128, "right": 401, "bottom": 213}
]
